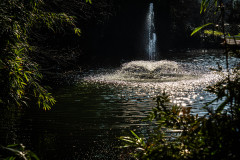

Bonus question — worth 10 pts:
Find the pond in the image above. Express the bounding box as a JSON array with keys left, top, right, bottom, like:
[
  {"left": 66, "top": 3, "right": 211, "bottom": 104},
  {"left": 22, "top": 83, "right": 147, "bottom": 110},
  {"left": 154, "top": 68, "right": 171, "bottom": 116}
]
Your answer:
[{"left": 0, "top": 50, "right": 239, "bottom": 159}]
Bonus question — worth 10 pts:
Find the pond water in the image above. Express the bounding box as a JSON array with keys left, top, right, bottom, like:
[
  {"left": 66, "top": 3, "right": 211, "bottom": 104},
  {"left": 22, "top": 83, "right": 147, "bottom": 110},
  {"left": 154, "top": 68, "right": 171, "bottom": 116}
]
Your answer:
[{"left": 0, "top": 50, "right": 239, "bottom": 159}]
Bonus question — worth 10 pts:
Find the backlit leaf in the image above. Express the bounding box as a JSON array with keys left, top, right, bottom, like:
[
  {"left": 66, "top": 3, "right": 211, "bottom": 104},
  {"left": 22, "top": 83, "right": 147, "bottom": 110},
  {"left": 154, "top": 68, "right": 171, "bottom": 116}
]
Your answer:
[{"left": 191, "top": 23, "right": 213, "bottom": 36}]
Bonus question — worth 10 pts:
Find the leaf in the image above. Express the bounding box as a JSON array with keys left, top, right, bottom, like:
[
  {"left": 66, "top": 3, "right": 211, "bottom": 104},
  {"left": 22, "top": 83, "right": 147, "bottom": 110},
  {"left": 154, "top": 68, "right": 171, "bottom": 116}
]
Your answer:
[
  {"left": 6, "top": 144, "right": 19, "bottom": 148},
  {"left": 24, "top": 73, "right": 29, "bottom": 82},
  {"left": 200, "top": 0, "right": 206, "bottom": 14},
  {"left": 74, "top": 28, "right": 81, "bottom": 36},
  {"left": 203, "top": 97, "right": 218, "bottom": 109},
  {"left": 5, "top": 157, "right": 16, "bottom": 160},
  {"left": 86, "top": 0, "right": 92, "bottom": 4},
  {"left": 29, "top": 151, "right": 40, "bottom": 160},
  {"left": 119, "top": 136, "right": 134, "bottom": 144},
  {"left": 200, "top": 0, "right": 211, "bottom": 14},
  {"left": 214, "top": 0, "right": 218, "bottom": 7},
  {"left": 216, "top": 97, "right": 229, "bottom": 113},
  {"left": 191, "top": 23, "right": 213, "bottom": 36},
  {"left": 204, "top": 29, "right": 223, "bottom": 36},
  {"left": 130, "top": 130, "right": 145, "bottom": 145},
  {"left": 131, "top": 130, "right": 140, "bottom": 140}
]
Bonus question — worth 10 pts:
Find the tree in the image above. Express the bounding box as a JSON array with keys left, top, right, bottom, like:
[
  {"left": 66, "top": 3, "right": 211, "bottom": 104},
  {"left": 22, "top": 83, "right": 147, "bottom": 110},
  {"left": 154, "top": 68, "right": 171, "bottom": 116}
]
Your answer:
[{"left": 0, "top": 0, "right": 83, "bottom": 110}]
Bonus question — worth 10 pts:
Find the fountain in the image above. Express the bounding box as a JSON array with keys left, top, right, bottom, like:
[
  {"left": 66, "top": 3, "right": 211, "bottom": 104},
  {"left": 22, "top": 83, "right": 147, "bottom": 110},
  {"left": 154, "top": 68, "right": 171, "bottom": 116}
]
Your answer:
[
  {"left": 83, "top": 55, "right": 226, "bottom": 114},
  {"left": 82, "top": 3, "right": 228, "bottom": 109},
  {"left": 147, "top": 3, "right": 157, "bottom": 60},
  {"left": 84, "top": 60, "right": 216, "bottom": 84}
]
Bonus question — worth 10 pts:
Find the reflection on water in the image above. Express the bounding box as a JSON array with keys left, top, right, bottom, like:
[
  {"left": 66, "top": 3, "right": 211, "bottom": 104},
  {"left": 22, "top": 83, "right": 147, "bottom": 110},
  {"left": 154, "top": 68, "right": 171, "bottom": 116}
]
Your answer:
[
  {"left": 83, "top": 55, "right": 228, "bottom": 116},
  {"left": 0, "top": 51, "right": 239, "bottom": 159}
]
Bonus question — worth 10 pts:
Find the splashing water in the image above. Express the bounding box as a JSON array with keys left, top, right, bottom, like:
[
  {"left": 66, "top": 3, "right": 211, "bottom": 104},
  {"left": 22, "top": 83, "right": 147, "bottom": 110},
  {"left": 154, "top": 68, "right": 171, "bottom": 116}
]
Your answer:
[
  {"left": 83, "top": 58, "right": 225, "bottom": 114},
  {"left": 147, "top": 3, "right": 157, "bottom": 60},
  {"left": 86, "top": 60, "right": 215, "bottom": 83}
]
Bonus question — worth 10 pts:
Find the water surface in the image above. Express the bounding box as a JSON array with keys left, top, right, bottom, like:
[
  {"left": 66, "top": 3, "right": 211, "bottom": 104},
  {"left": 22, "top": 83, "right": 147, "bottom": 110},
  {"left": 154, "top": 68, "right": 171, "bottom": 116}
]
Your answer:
[{"left": 0, "top": 51, "right": 239, "bottom": 159}]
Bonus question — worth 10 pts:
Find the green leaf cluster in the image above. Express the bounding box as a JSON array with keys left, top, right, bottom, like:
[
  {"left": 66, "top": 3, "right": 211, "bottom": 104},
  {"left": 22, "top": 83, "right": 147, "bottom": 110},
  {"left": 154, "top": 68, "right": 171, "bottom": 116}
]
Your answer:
[
  {"left": 85, "top": 0, "right": 92, "bottom": 4},
  {"left": 191, "top": 0, "right": 220, "bottom": 36},
  {"left": 200, "top": 0, "right": 218, "bottom": 14},
  {"left": 204, "top": 29, "right": 224, "bottom": 36},
  {"left": 0, "top": 0, "right": 80, "bottom": 109}
]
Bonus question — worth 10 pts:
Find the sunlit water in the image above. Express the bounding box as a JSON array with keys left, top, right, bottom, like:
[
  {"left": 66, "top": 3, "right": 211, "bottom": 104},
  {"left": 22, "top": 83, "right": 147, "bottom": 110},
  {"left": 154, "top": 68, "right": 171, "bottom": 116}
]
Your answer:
[
  {"left": 83, "top": 53, "right": 237, "bottom": 116},
  {"left": 0, "top": 51, "right": 239, "bottom": 159}
]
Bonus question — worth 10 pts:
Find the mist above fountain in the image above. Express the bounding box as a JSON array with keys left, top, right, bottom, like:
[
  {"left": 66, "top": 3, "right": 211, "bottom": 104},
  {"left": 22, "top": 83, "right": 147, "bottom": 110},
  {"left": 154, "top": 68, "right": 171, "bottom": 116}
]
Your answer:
[{"left": 147, "top": 3, "right": 157, "bottom": 60}]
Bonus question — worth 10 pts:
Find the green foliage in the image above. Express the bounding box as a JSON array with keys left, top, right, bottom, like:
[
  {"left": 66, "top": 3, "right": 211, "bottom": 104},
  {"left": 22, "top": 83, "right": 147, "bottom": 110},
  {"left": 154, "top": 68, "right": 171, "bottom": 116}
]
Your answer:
[
  {"left": 192, "top": 0, "right": 240, "bottom": 41},
  {"left": 74, "top": 28, "right": 82, "bottom": 37},
  {"left": 191, "top": 0, "right": 226, "bottom": 37},
  {"left": 204, "top": 29, "right": 224, "bottom": 36},
  {"left": 0, "top": 0, "right": 80, "bottom": 109},
  {"left": 200, "top": 0, "right": 218, "bottom": 14},
  {"left": 86, "top": 0, "right": 92, "bottom": 4},
  {"left": 0, "top": 144, "right": 39, "bottom": 160}
]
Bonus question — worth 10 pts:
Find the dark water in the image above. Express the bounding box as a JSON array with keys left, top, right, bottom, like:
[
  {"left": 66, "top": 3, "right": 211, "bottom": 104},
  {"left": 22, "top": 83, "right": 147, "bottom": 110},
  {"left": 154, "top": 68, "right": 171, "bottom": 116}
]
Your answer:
[
  {"left": 0, "top": 51, "right": 239, "bottom": 159},
  {"left": 1, "top": 83, "right": 148, "bottom": 159}
]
